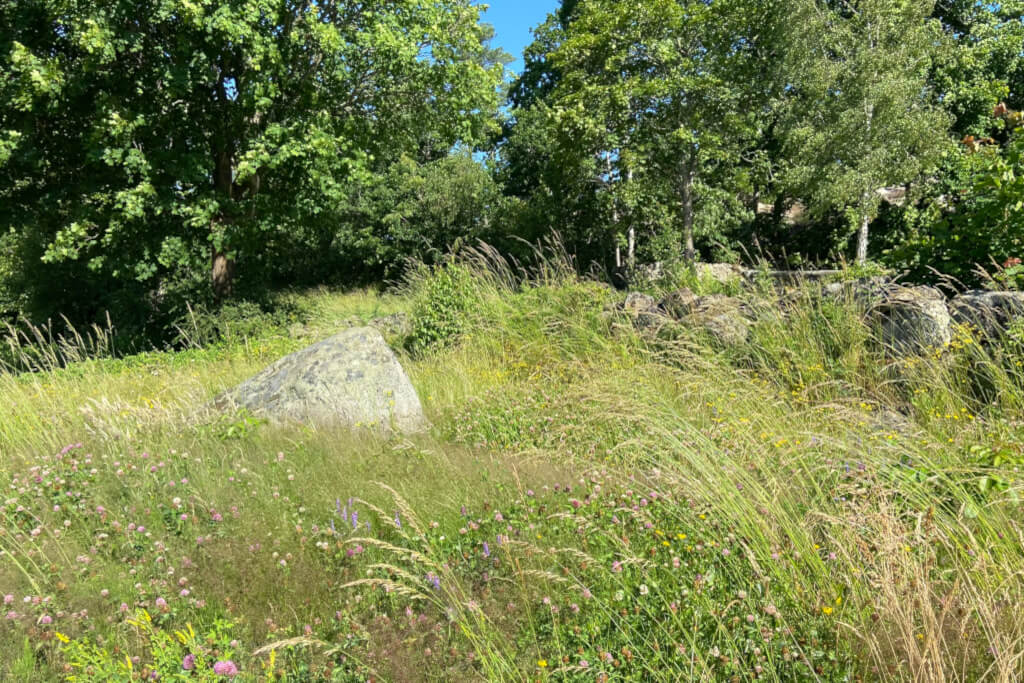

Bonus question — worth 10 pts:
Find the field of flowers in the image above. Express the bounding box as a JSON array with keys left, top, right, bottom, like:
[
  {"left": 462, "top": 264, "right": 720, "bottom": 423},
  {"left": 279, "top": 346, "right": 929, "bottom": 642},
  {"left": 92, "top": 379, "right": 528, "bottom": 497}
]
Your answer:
[{"left": 2, "top": 261, "right": 1024, "bottom": 681}]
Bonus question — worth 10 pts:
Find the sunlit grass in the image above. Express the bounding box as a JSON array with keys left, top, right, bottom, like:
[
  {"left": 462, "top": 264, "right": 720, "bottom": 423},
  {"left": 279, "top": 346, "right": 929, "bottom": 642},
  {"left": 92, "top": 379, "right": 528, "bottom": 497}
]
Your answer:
[{"left": 1, "top": 270, "right": 1023, "bottom": 680}]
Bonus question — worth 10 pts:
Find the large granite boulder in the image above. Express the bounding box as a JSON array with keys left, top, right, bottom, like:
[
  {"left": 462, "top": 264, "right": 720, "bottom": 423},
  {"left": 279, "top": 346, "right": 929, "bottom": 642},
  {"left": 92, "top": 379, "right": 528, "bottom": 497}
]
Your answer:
[
  {"left": 949, "top": 291, "right": 1024, "bottom": 338},
  {"left": 870, "top": 286, "right": 951, "bottom": 354},
  {"left": 220, "top": 327, "right": 427, "bottom": 432}
]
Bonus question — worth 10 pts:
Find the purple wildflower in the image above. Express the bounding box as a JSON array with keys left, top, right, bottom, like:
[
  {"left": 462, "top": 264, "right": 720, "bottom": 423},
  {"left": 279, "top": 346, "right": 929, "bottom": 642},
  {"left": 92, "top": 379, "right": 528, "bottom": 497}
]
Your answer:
[
  {"left": 482, "top": 542, "right": 490, "bottom": 558},
  {"left": 182, "top": 654, "right": 196, "bottom": 671},
  {"left": 350, "top": 510, "right": 358, "bottom": 529},
  {"left": 212, "top": 660, "right": 239, "bottom": 677}
]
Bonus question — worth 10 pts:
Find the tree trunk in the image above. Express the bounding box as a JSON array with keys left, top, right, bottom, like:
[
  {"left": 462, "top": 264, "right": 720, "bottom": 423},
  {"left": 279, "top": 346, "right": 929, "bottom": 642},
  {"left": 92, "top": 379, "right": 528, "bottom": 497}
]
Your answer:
[
  {"left": 856, "top": 211, "right": 870, "bottom": 265},
  {"left": 626, "top": 168, "right": 635, "bottom": 268},
  {"left": 212, "top": 148, "right": 235, "bottom": 302},
  {"left": 681, "top": 163, "right": 695, "bottom": 262}
]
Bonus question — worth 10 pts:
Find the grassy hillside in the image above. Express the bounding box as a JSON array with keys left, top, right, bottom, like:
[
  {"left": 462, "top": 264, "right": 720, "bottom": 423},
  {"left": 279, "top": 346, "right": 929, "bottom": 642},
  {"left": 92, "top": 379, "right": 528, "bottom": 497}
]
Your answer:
[{"left": 1, "top": 257, "right": 1023, "bottom": 681}]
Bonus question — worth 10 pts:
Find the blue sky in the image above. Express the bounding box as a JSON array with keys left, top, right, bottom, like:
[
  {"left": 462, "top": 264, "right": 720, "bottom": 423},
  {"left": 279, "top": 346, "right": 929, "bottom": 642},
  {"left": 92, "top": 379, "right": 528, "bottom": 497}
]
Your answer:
[{"left": 479, "top": 1, "right": 559, "bottom": 74}]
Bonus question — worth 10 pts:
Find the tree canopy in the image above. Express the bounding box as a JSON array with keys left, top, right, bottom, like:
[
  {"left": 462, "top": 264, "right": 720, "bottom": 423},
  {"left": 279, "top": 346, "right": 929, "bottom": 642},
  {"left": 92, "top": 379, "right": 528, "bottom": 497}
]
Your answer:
[
  {"left": 3, "top": 0, "right": 1024, "bottom": 341},
  {"left": 0, "top": 0, "right": 504, "bottom": 333}
]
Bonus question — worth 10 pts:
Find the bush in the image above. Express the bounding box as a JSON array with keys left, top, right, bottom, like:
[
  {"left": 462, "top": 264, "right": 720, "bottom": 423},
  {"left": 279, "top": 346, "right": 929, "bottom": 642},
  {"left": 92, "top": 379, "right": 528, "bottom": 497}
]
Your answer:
[
  {"left": 405, "top": 262, "right": 481, "bottom": 353},
  {"left": 172, "top": 299, "right": 311, "bottom": 349}
]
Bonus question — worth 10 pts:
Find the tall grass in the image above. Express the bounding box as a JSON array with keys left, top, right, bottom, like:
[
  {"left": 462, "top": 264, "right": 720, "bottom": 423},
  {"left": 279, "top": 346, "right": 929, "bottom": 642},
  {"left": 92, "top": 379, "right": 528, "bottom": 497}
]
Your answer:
[{"left": 0, "top": 259, "right": 1022, "bottom": 680}]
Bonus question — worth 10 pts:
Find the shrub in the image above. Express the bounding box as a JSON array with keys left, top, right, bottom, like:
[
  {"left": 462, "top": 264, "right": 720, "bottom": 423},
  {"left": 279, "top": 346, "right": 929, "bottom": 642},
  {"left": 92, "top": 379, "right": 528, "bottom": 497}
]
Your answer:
[
  {"left": 405, "top": 262, "right": 481, "bottom": 354},
  {"left": 173, "top": 299, "right": 310, "bottom": 349}
]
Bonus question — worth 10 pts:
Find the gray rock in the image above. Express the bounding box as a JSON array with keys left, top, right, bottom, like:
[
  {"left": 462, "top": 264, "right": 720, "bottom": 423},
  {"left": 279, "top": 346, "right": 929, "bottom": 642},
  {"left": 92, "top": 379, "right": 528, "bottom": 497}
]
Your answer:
[
  {"left": 870, "top": 286, "right": 951, "bottom": 354},
  {"left": 369, "top": 312, "right": 411, "bottom": 337},
  {"left": 689, "top": 295, "right": 751, "bottom": 346},
  {"left": 821, "top": 276, "right": 891, "bottom": 303},
  {"left": 659, "top": 288, "right": 699, "bottom": 319},
  {"left": 620, "top": 292, "right": 667, "bottom": 330},
  {"left": 696, "top": 263, "right": 743, "bottom": 285},
  {"left": 623, "top": 292, "right": 659, "bottom": 313},
  {"left": 949, "top": 291, "right": 1024, "bottom": 338},
  {"left": 220, "top": 327, "right": 427, "bottom": 433}
]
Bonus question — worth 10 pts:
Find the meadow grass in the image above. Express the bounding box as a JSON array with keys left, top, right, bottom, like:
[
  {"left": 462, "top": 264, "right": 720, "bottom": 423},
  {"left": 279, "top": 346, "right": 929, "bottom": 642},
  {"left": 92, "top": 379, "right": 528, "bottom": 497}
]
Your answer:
[{"left": 1, "top": 263, "right": 1023, "bottom": 681}]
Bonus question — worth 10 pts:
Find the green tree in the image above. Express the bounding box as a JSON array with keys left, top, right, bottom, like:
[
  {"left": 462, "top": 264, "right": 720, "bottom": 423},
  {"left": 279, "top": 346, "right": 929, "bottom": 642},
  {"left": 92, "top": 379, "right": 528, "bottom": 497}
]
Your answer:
[
  {"left": 929, "top": 0, "right": 1024, "bottom": 137},
  {"left": 781, "top": 0, "right": 952, "bottom": 264},
  {"left": 0, "top": 0, "right": 502, "bottom": 331},
  {"left": 546, "top": 0, "right": 764, "bottom": 261}
]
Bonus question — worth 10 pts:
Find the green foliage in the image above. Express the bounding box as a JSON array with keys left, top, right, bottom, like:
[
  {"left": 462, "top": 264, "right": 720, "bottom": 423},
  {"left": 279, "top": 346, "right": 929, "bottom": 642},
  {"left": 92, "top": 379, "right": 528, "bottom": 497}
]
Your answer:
[
  {"left": 501, "top": 0, "right": 769, "bottom": 268},
  {"left": 0, "top": 0, "right": 503, "bottom": 339},
  {"left": 333, "top": 153, "right": 509, "bottom": 279},
  {"left": 60, "top": 611, "right": 241, "bottom": 682},
  {"left": 779, "top": 0, "right": 953, "bottom": 263},
  {"left": 406, "top": 262, "right": 481, "bottom": 353},
  {"left": 174, "top": 299, "right": 310, "bottom": 348},
  {"left": 886, "top": 108, "right": 1024, "bottom": 286}
]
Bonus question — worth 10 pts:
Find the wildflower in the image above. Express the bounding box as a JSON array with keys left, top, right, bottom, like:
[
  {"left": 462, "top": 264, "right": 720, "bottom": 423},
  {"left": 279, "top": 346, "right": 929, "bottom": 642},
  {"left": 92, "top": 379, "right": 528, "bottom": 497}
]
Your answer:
[
  {"left": 639, "top": 584, "right": 649, "bottom": 596},
  {"left": 494, "top": 511, "right": 504, "bottom": 522},
  {"left": 212, "top": 660, "right": 239, "bottom": 676},
  {"left": 182, "top": 654, "right": 195, "bottom": 671},
  {"left": 3, "top": 595, "right": 12, "bottom": 605},
  {"left": 537, "top": 660, "right": 547, "bottom": 668},
  {"left": 100, "top": 589, "right": 109, "bottom": 598},
  {"left": 350, "top": 510, "right": 358, "bottom": 529},
  {"left": 394, "top": 512, "right": 401, "bottom": 529},
  {"left": 39, "top": 615, "right": 52, "bottom": 625},
  {"left": 482, "top": 541, "right": 490, "bottom": 558},
  {"left": 155, "top": 597, "right": 168, "bottom": 611},
  {"left": 822, "top": 606, "right": 833, "bottom": 615},
  {"left": 579, "top": 659, "right": 590, "bottom": 668},
  {"left": 612, "top": 561, "right": 622, "bottom": 573}
]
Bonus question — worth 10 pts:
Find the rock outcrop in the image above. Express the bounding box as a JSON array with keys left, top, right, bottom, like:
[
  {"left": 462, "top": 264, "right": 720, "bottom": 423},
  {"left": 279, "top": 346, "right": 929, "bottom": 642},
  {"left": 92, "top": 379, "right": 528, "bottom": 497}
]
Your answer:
[
  {"left": 220, "top": 327, "right": 427, "bottom": 433},
  {"left": 686, "top": 294, "right": 751, "bottom": 346},
  {"left": 618, "top": 270, "right": 1024, "bottom": 356},
  {"left": 950, "top": 291, "right": 1024, "bottom": 338},
  {"left": 869, "top": 286, "right": 952, "bottom": 354}
]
